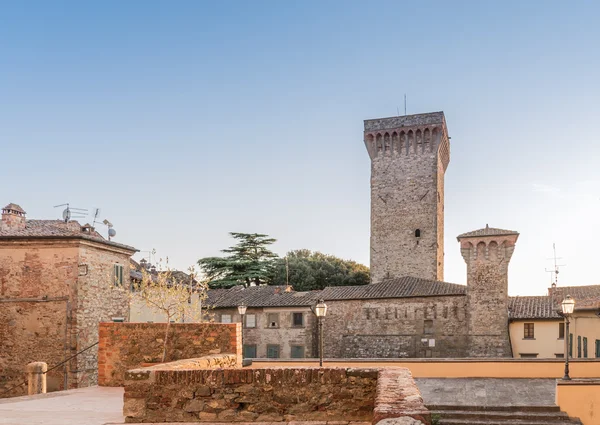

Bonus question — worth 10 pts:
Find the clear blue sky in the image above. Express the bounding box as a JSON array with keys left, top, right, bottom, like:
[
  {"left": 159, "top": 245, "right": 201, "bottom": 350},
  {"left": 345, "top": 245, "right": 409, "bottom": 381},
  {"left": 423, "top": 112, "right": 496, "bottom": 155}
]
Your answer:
[{"left": 2, "top": 1, "right": 599, "bottom": 295}]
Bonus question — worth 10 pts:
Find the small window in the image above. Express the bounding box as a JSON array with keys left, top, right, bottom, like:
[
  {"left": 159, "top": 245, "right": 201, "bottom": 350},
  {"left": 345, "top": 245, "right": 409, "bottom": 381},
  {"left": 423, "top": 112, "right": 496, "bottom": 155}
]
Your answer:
[
  {"left": 114, "top": 264, "right": 124, "bottom": 286},
  {"left": 291, "top": 345, "right": 305, "bottom": 358},
  {"left": 520, "top": 353, "right": 538, "bottom": 358},
  {"left": 578, "top": 336, "right": 582, "bottom": 358},
  {"left": 424, "top": 319, "right": 434, "bottom": 335},
  {"left": 524, "top": 323, "right": 535, "bottom": 339},
  {"left": 267, "top": 344, "right": 280, "bottom": 358},
  {"left": 245, "top": 314, "right": 256, "bottom": 328},
  {"left": 292, "top": 312, "right": 304, "bottom": 327},
  {"left": 415, "top": 229, "right": 421, "bottom": 238},
  {"left": 243, "top": 344, "right": 257, "bottom": 358},
  {"left": 555, "top": 353, "right": 564, "bottom": 359},
  {"left": 221, "top": 314, "right": 232, "bottom": 324},
  {"left": 558, "top": 322, "right": 565, "bottom": 339},
  {"left": 267, "top": 313, "right": 279, "bottom": 328},
  {"left": 583, "top": 337, "right": 588, "bottom": 358}
]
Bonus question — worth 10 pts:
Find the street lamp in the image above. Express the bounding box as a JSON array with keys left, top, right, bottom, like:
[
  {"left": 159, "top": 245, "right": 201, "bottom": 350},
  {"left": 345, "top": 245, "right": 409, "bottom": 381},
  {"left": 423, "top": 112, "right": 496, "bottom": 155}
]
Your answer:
[
  {"left": 314, "top": 299, "right": 328, "bottom": 367},
  {"left": 561, "top": 295, "right": 575, "bottom": 380},
  {"left": 238, "top": 303, "right": 247, "bottom": 358}
]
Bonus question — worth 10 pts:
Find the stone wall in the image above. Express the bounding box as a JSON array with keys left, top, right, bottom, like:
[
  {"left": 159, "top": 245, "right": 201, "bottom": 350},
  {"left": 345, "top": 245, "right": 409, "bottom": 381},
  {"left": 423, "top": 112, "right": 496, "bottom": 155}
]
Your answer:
[
  {"left": 123, "top": 366, "right": 429, "bottom": 424},
  {"left": 323, "top": 296, "right": 468, "bottom": 359},
  {"left": 0, "top": 242, "right": 79, "bottom": 397},
  {"left": 364, "top": 113, "right": 449, "bottom": 283},
  {"left": 124, "top": 367, "right": 377, "bottom": 423},
  {"left": 215, "top": 306, "right": 317, "bottom": 359},
  {"left": 0, "top": 237, "right": 135, "bottom": 397},
  {"left": 98, "top": 322, "right": 242, "bottom": 386},
  {"left": 459, "top": 233, "right": 518, "bottom": 357},
  {"left": 72, "top": 243, "right": 132, "bottom": 388}
]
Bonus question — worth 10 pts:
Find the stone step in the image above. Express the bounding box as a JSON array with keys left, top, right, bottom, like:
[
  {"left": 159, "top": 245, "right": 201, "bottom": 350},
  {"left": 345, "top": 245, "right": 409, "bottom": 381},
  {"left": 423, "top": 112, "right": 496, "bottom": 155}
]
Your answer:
[
  {"left": 437, "top": 420, "right": 581, "bottom": 425},
  {"left": 429, "top": 404, "right": 561, "bottom": 412},
  {"left": 431, "top": 409, "right": 571, "bottom": 421},
  {"left": 432, "top": 410, "right": 580, "bottom": 424}
]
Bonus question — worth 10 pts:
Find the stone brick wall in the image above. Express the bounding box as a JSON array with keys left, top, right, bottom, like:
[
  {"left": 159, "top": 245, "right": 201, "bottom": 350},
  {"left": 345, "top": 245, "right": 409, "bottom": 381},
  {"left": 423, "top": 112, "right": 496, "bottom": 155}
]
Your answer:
[
  {"left": 72, "top": 243, "right": 132, "bottom": 388},
  {"left": 0, "top": 237, "right": 135, "bottom": 397},
  {"left": 124, "top": 366, "right": 429, "bottom": 424},
  {"left": 215, "top": 307, "right": 317, "bottom": 359},
  {"left": 98, "top": 322, "right": 241, "bottom": 386},
  {"left": 0, "top": 242, "right": 79, "bottom": 397},
  {"left": 323, "top": 297, "right": 468, "bottom": 359},
  {"left": 460, "top": 234, "right": 518, "bottom": 357},
  {"left": 364, "top": 113, "right": 449, "bottom": 283},
  {"left": 374, "top": 369, "right": 430, "bottom": 424},
  {"left": 124, "top": 367, "right": 378, "bottom": 423}
]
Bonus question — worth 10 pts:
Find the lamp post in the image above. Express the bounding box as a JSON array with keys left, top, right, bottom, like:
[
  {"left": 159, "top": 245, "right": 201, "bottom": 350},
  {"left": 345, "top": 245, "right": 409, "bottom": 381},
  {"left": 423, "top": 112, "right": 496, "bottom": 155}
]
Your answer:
[
  {"left": 238, "top": 303, "right": 247, "bottom": 358},
  {"left": 314, "top": 299, "right": 328, "bottom": 367},
  {"left": 561, "top": 295, "right": 575, "bottom": 380}
]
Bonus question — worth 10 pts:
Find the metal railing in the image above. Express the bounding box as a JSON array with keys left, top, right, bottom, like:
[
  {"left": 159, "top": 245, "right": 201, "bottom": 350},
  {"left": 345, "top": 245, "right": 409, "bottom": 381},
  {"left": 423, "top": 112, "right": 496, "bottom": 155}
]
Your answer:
[{"left": 0, "top": 341, "right": 99, "bottom": 397}]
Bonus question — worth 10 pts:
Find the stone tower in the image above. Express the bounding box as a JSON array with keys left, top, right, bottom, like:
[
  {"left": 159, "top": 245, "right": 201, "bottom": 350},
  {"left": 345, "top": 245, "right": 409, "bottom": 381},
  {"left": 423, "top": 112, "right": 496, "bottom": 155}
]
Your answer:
[
  {"left": 364, "top": 112, "right": 450, "bottom": 283},
  {"left": 457, "top": 225, "right": 519, "bottom": 357}
]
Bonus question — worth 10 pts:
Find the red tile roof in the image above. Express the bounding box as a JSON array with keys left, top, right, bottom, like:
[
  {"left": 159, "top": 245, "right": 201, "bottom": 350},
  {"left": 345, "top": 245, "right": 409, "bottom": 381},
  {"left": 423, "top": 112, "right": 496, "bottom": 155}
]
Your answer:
[{"left": 0, "top": 219, "right": 137, "bottom": 252}]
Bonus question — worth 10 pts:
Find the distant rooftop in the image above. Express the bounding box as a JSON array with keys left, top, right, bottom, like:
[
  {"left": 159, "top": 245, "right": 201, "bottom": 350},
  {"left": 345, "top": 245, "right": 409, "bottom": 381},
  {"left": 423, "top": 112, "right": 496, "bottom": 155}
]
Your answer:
[
  {"left": 0, "top": 219, "right": 137, "bottom": 252},
  {"left": 207, "top": 276, "right": 468, "bottom": 309},
  {"left": 457, "top": 224, "right": 519, "bottom": 239},
  {"left": 2, "top": 203, "right": 26, "bottom": 214}
]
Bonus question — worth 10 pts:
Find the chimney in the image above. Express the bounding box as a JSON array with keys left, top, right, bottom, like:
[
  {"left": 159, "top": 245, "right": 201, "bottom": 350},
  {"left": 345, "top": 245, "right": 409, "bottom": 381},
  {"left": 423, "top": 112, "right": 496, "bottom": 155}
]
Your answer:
[{"left": 1, "top": 203, "right": 27, "bottom": 230}]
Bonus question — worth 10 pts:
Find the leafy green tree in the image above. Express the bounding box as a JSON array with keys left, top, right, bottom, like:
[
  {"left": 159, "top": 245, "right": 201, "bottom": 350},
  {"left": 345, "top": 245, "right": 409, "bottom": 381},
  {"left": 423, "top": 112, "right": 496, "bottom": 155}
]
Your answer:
[
  {"left": 198, "top": 232, "right": 278, "bottom": 288},
  {"left": 271, "top": 249, "right": 369, "bottom": 291}
]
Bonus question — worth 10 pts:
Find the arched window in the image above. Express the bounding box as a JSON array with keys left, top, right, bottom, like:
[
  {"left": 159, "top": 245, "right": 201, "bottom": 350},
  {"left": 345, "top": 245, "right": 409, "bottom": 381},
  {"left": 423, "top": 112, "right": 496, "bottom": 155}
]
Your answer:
[{"left": 415, "top": 229, "right": 421, "bottom": 238}]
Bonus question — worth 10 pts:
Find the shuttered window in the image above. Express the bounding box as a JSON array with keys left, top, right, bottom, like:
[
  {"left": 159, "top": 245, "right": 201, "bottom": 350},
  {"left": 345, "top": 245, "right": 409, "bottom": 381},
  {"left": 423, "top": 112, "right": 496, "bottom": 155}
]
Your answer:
[{"left": 114, "top": 264, "right": 124, "bottom": 287}]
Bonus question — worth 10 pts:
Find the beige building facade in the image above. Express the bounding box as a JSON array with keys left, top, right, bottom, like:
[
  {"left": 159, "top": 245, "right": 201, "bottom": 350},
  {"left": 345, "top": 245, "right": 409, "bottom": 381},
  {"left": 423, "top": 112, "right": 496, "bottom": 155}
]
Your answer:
[{"left": 509, "top": 285, "right": 600, "bottom": 359}]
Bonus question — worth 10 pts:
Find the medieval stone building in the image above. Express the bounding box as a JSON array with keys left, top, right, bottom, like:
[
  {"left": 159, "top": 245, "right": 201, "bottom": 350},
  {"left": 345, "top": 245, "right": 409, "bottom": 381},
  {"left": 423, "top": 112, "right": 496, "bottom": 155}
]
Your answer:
[
  {"left": 198, "top": 112, "right": 522, "bottom": 359},
  {"left": 0, "top": 203, "right": 137, "bottom": 397}
]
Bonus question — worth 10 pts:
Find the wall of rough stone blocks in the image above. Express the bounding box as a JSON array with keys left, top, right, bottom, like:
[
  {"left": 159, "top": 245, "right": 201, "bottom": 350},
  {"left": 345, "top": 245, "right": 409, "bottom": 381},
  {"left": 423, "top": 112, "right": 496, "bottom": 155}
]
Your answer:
[
  {"left": 0, "top": 242, "right": 79, "bottom": 397},
  {"left": 364, "top": 115, "right": 449, "bottom": 284},
  {"left": 323, "top": 296, "right": 468, "bottom": 359},
  {"left": 71, "top": 243, "right": 131, "bottom": 388},
  {"left": 0, "top": 240, "right": 133, "bottom": 397},
  {"left": 124, "top": 367, "right": 378, "bottom": 423},
  {"left": 460, "top": 235, "right": 517, "bottom": 357},
  {"left": 98, "top": 322, "right": 241, "bottom": 386},
  {"left": 215, "top": 306, "right": 317, "bottom": 359}
]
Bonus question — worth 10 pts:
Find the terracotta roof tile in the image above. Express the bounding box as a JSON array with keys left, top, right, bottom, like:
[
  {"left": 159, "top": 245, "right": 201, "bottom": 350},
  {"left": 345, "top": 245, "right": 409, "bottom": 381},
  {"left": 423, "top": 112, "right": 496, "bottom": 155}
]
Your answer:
[
  {"left": 321, "top": 276, "right": 466, "bottom": 301},
  {"left": 457, "top": 224, "right": 519, "bottom": 239},
  {"left": 2, "top": 203, "right": 25, "bottom": 214},
  {"left": 0, "top": 219, "right": 136, "bottom": 252},
  {"left": 508, "top": 296, "right": 561, "bottom": 319}
]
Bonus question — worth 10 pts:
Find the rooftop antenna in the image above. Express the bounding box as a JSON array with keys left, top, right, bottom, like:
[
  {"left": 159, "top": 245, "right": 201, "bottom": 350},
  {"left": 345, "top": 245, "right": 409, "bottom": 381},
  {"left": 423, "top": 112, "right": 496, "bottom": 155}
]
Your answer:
[
  {"left": 91, "top": 208, "right": 101, "bottom": 227},
  {"left": 404, "top": 94, "right": 407, "bottom": 116},
  {"left": 102, "top": 219, "right": 116, "bottom": 241},
  {"left": 545, "top": 243, "right": 566, "bottom": 287},
  {"left": 286, "top": 256, "right": 290, "bottom": 286},
  {"left": 53, "top": 203, "right": 88, "bottom": 223}
]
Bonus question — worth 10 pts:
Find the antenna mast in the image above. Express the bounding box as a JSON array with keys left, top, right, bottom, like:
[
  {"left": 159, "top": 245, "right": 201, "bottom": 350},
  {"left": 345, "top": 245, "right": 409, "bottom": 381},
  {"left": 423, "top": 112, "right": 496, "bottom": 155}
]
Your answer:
[
  {"left": 545, "top": 243, "right": 566, "bottom": 287},
  {"left": 285, "top": 256, "right": 290, "bottom": 286},
  {"left": 404, "top": 94, "right": 407, "bottom": 115}
]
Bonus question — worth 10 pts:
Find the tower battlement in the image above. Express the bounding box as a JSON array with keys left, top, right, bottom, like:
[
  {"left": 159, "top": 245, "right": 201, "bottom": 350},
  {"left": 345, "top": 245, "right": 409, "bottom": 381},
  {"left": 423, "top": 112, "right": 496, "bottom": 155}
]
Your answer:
[
  {"left": 365, "top": 111, "right": 450, "bottom": 283},
  {"left": 364, "top": 112, "right": 449, "bottom": 172}
]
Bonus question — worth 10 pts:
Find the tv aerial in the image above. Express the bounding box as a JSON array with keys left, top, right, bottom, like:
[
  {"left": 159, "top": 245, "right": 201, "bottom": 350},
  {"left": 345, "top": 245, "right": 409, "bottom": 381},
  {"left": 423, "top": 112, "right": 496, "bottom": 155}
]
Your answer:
[
  {"left": 53, "top": 203, "right": 88, "bottom": 223},
  {"left": 102, "top": 219, "right": 117, "bottom": 241}
]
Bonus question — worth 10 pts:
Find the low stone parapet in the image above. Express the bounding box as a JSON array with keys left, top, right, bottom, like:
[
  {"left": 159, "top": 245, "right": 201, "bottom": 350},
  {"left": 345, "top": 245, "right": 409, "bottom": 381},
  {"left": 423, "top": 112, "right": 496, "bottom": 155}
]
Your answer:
[
  {"left": 123, "top": 366, "right": 429, "bottom": 424},
  {"left": 98, "top": 322, "right": 242, "bottom": 386},
  {"left": 373, "top": 369, "right": 430, "bottom": 425}
]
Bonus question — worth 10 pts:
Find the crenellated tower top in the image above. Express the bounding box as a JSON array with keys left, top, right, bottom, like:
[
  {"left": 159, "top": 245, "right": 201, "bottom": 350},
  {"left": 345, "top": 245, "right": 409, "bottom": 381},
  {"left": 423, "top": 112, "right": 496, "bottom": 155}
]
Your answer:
[{"left": 364, "top": 111, "right": 450, "bottom": 172}]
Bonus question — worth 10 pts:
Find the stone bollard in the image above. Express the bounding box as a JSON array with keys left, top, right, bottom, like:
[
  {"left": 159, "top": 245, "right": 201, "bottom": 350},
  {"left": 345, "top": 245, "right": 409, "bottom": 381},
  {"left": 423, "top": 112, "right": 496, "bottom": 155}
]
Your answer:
[{"left": 27, "top": 362, "right": 47, "bottom": 395}]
